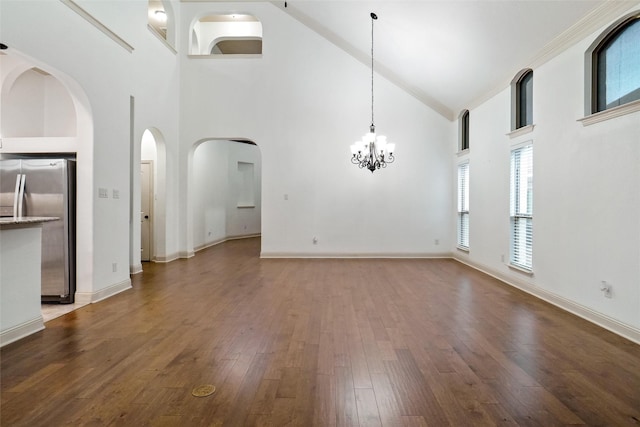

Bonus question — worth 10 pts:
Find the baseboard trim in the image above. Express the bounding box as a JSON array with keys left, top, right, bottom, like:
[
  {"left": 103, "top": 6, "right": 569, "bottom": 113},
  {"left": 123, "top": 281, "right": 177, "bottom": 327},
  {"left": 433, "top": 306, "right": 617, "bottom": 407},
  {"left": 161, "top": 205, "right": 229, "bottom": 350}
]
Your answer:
[
  {"left": 453, "top": 255, "right": 640, "bottom": 345},
  {"left": 1, "top": 316, "right": 45, "bottom": 347},
  {"left": 195, "top": 234, "right": 261, "bottom": 253},
  {"left": 75, "top": 278, "right": 132, "bottom": 304},
  {"left": 261, "top": 251, "right": 452, "bottom": 259},
  {"left": 154, "top": 253, "right": 180, "bottom": 263},
  {"left": 130, "top": 263, "right": 143, "bottom": 275}
]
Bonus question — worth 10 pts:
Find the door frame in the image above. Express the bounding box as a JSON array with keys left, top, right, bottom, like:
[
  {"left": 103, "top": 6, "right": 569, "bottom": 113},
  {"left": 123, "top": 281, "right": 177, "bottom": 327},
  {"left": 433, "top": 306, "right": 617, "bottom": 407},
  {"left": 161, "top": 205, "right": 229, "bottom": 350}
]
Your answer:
[{"left": 141, "top": 160, "right": 154, "bottom": 262}]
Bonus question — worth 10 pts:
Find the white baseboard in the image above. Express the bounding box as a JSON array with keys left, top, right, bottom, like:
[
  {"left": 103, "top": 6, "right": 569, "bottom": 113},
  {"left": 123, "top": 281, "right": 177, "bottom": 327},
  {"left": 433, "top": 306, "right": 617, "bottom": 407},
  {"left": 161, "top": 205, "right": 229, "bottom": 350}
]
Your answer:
[
  {"left": 1, "top": 316, "right": 45, "bottom": 347},
  {"left": 260, "top": 251, "right": 452, "bottom": 259},
  {"left": 75, "top": 278, "right": 132, "bottom": 304},
  {"left": 195, "top": 234, "right": 261, "bottom": 253},
  {"left": 130, "top": 263, "right": 143, "bottom": 275},
  {"left": 154, "top": 253, "right": 180, "bottom": 263},
  {"left": 453, "top": 255, "right": 640, "bottom": 345}
]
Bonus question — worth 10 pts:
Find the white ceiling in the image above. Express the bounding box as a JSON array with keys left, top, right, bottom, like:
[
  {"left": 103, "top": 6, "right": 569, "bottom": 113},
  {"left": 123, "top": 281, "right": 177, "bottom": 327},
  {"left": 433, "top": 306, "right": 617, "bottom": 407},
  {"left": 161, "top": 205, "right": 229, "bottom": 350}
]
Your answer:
[{"left": 186, "top": 1, "right": 640, "bottom": 120}]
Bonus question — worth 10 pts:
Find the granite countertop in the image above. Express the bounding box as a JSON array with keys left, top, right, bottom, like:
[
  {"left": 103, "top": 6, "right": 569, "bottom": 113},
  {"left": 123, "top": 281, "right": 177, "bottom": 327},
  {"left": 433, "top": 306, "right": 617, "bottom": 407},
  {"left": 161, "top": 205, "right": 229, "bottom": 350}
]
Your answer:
[{"left": 0, "top": 216, "right": 59, "bottom": 226}]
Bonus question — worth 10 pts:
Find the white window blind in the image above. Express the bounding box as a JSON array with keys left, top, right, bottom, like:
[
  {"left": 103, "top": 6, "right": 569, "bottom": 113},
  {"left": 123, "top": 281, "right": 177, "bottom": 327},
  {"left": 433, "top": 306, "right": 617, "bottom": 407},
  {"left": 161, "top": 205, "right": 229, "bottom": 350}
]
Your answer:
[
  {"left": 510, "top": 144, "right": 533, "bottom": 270},
  {"left": 457, "top": 162, "right": 469, "bottom": 249}
]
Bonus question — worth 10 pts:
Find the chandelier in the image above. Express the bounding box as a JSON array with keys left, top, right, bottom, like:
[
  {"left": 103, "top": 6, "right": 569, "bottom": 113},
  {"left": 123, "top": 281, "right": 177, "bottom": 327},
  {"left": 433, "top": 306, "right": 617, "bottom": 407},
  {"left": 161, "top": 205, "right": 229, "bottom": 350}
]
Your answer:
[{"left": 350, "top": 12, "right": 395, "bottom": 173}]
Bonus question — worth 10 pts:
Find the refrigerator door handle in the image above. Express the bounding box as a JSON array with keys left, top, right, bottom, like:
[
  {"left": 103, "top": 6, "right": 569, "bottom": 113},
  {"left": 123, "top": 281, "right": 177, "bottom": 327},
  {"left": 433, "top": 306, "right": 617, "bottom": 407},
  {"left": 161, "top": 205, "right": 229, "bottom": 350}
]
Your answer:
[
  {"left": 13, "top": 174, "right": 24, "bottom": 218},
  {"left": 17, "top": 174, "right": 26, "bottom": 218}
]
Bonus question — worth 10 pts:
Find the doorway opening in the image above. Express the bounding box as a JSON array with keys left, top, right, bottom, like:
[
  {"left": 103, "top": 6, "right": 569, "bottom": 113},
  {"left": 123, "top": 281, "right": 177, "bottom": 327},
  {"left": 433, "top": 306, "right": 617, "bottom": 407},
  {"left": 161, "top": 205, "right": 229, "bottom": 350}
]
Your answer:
[{"left": 191, "top": 139, "right": 262, "bottom": 252}]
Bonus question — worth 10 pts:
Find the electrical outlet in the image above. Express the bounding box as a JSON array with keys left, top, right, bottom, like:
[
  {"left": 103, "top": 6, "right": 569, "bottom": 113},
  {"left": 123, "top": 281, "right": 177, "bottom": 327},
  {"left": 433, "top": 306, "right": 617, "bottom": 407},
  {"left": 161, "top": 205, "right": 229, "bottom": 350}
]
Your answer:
[
  {"left": 112, "top": 262, "right": 118, "bottom": 273},
  {"left": 312, "top": 237, "right": 318, "bottom": 245},
  {"left": 112, "top": 189, "right": 120, "bottom": 199},
  {"left": 98, "top": 187, "right": 109, "bottom": 198},
  {"left": 434, "top": 239, "right": 440, "bottom": 245}
]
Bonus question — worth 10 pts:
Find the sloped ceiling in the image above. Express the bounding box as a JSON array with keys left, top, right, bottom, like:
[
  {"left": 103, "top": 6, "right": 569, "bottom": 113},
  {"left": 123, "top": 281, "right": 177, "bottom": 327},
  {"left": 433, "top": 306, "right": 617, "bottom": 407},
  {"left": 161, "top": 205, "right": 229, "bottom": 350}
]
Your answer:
[{"left": 184, "top": 1, "right": 640, "bottom": 120}]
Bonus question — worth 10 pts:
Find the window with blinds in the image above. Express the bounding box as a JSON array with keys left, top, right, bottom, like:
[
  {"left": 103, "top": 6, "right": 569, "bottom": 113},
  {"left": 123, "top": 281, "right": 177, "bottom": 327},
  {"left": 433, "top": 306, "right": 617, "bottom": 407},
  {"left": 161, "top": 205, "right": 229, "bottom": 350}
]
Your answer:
[
  {"left": 510, "top": 144, "right": 533, "bottom": 271},
  {"left": 457, "top": 162, "right": 469, "bottom": 250}
]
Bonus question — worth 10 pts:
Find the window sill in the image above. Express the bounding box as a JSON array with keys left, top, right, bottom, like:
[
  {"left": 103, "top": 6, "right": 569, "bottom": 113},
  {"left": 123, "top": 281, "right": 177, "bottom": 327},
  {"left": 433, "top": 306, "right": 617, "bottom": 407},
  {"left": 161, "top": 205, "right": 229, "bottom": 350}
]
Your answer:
[
  {"left": 578, "top": 99, "right": 640, "bottom": 126},
  {"left": 508, "top": 263, "right": 534, "bottom": 276},
  {"left": 507, "top": 124, "right": 535, "bottom": 139},
  {"left": 456, "top": 246, "right": 469, "bottom": 253},
  {"left": 457, "top": 149, "right": 469, "bottom": 157}
]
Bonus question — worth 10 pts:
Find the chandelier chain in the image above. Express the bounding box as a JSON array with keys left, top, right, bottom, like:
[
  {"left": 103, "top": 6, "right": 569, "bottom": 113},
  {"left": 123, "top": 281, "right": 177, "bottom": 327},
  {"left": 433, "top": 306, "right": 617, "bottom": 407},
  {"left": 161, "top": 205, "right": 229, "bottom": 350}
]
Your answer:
[{"left": 371, "top": 14, "right": 375, "bottom": 128}]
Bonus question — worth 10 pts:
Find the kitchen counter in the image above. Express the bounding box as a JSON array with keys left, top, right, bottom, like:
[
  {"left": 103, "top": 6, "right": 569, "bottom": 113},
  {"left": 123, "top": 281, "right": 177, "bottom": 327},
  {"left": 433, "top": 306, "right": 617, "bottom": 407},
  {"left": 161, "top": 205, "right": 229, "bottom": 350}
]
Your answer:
[
  {"left": 0, "top": 216, "right": 59, "bottom": 226},
  {"left": 0, "top": 217, "right": 59, "bottom": 346}
]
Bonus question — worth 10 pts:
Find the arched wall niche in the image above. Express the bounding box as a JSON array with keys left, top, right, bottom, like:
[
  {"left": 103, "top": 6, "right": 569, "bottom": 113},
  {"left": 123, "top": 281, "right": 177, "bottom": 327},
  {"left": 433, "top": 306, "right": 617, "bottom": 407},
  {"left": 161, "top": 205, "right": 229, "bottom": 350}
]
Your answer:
[
  {"left": 1, "top": 65, "right": 77, "bottom": 138},
  {"left": 188, "top": 13, "right": 262, "bottom": 56},
  {"left": 188, "top": 138, "right": 262, "bottom": 254}
]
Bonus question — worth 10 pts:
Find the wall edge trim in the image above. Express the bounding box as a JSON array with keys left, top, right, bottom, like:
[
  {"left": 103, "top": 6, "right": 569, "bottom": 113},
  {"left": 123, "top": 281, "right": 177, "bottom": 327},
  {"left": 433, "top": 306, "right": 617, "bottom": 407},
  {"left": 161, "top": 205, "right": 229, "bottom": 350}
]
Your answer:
[
  {"left": 75, "top": 279, "right": 132, "bottom": 304},
  {"left": 0, "top": 316, "right": 45, "bottom": 348}
]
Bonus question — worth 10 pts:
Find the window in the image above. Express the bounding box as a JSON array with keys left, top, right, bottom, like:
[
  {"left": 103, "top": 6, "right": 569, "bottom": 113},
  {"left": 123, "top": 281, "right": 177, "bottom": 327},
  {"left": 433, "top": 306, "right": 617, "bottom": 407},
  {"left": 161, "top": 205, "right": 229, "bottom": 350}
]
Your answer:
[
  {"left": 457, "top": 162, "right": 469, "bottom": 250},
  {"left": 511, "top": 69, "right": 533, "bottom": 130},
  {"left": 510, "top": 143, "right": 533, "bottom": 271},
  {"left": 459, "top": 110, "right": 469, "bottom": 151},
  {"left": 593, "top": 16, "right": 640, "bottom": 112},
  {"left": 237, "top": 162, "right": 255, "bottom": 207}
]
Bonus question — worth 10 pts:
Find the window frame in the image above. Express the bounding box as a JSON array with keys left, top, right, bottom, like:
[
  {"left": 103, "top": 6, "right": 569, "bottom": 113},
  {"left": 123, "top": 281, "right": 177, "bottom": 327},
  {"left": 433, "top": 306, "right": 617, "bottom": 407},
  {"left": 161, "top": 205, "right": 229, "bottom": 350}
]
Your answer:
[
  {"left": 585, "top": 11, "right": 640, "bottom": 115},
  {"left": 509, "top": 142, "right": 533, "bottom": 273},
  {"left": 457, "top": 161, "right": 470, "bottom": 251},
  {"left": 510, "top": 69, "right": 533, "bottom": 131},
  {"left": 459, "top": 110, "right": 470, "bottom": 152}
]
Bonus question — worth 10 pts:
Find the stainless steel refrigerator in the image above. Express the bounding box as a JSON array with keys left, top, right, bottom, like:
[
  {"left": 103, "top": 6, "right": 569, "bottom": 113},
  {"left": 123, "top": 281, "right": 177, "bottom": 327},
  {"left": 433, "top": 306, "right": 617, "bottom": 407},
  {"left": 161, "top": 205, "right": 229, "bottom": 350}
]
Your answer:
[{"left": 0, "top": 157, "right": 76, "bottom": 303}]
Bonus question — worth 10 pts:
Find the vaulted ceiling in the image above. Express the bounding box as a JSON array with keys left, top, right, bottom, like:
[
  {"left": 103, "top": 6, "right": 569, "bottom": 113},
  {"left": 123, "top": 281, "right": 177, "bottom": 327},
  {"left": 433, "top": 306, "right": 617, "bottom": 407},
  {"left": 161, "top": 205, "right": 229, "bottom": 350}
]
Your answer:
[{"left": 186, "top": 1, "right": 640, "bottom": 120}]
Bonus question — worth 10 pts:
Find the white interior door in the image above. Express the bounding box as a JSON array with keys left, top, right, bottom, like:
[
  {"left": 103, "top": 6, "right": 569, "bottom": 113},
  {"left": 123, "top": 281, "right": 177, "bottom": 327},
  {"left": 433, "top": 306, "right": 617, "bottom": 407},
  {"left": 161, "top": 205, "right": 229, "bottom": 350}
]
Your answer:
[{"left": 141, "top": 161, "right": 153, "bottom": 262}]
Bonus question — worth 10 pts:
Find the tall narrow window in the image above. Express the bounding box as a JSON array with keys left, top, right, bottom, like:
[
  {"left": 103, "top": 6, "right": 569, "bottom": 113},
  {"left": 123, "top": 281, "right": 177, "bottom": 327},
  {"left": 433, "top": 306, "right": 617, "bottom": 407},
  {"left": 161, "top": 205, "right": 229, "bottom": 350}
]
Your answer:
[
  {"left": 457, "top": 162, "right": 469, "bottom": 250},
  {"left": 511, "top": 69, "right": 533, "bottom": 130},
  {"left": 594, "top": 17, "right": 640, "bottom": 112},
  {"left": 459, "top": 110, "right": 469, "bottom": 151},
  {"left": 510, "top": 143, "right": 533, "bottom": 271}
]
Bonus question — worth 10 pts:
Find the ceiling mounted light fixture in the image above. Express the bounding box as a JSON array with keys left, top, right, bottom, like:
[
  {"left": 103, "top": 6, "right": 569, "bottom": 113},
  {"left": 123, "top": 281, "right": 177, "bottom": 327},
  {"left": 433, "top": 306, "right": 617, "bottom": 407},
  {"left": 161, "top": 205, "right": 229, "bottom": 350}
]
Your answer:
[
  {"left": 154, "top": 10, "right": 167, "bottom": 22},
  {"left": 351, "top": 12, "right": 395, "bottom": 173}
]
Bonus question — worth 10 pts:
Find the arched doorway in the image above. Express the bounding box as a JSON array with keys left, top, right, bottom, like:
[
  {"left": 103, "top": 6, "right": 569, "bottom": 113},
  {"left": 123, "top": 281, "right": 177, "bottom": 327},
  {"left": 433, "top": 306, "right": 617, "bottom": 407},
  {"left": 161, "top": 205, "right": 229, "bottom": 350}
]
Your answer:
[
  {"left": 190, "top": 139, "right": 262, "bottom": 252},
  {"left": 131, "top": 128, "right": 167, "bottom": 272}
]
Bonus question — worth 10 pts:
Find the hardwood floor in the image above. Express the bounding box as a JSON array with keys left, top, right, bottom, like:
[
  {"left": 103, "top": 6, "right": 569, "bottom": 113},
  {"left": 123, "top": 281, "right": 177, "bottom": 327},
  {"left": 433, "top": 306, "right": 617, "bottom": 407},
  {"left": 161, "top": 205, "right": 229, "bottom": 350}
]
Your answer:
[{"left": 2, "top": 237, "right": 639, "bottom": 426}]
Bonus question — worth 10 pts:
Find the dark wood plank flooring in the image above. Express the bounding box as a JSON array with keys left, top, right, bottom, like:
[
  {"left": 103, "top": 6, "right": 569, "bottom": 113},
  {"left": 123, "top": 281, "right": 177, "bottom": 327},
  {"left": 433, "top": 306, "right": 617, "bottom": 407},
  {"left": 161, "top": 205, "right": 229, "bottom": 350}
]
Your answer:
[{"left": 2, "top": 237, "right": 639, "bottom": 426}]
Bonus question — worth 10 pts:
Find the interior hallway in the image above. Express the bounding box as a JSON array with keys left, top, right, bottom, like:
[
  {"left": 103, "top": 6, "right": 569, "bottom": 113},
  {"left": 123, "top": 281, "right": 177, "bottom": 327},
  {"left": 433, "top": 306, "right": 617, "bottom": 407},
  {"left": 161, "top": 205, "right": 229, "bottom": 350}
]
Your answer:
[{"left": 2, "top": 237, "right": 639, "bottom": 426}]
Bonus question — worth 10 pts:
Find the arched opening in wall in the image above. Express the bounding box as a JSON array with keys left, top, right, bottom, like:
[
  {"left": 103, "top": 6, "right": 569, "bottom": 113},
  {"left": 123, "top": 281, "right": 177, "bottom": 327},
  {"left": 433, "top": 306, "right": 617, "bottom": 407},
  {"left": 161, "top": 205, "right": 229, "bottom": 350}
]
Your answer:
[
  {"left": 0, "top": 47, "right": 94, "bottom": 314},
  {"left": 137, "top": 128, "right": 167, "bottom": 266},
  {"left": 148, "top": 0, "right": 176, "bottom": 49},
  {"left": 189, "top": 13, "right": 262, "bottom": 56},
  {"left": 191, "top": 139, "right": 262, "bottom": 252}
]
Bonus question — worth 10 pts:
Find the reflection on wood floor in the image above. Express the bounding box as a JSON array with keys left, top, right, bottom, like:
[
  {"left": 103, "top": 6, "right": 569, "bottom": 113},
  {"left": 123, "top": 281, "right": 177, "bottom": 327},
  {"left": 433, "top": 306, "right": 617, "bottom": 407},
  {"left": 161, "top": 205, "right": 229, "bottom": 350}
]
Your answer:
[{"left": 2, "top": 237, "right": 640, "bottom": 426}]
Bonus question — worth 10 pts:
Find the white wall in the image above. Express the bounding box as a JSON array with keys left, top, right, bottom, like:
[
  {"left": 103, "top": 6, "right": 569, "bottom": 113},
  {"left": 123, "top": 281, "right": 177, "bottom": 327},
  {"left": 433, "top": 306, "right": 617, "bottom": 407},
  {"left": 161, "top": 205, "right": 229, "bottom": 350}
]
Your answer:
[
  {"left": 455, "top": 6, "right": 640, "bottom": 339},
  {"left": 179, "top": 2, "right": 453, "bottom": 258}
]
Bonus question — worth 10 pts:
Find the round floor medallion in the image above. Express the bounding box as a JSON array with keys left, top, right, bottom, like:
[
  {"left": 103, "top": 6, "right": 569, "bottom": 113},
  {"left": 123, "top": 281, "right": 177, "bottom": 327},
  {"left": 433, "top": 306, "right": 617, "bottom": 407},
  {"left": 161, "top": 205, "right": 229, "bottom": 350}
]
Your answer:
[{"left": 192, "top": 384, "right": 216, "bottom": 397}]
